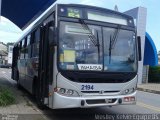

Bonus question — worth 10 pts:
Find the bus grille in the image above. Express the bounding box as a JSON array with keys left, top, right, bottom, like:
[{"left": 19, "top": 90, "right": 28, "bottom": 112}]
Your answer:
[
  {"left": 86, "top": 99, "right": 117, "bottom": 104},
  {"left": 81, "top": 91, "right": 120, "bottom": 94}
]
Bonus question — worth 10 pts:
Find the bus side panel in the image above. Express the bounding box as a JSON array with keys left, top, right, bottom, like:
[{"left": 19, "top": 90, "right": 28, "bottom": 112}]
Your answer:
[
  {"left": 25, "top": 58, "right": 34, "bottom": 93},
  {"left": 25, "top": 57, "right": 39, "bottom": 94},
  {"left": 18, "top": 59, "right": 26, "bottom": 87}
]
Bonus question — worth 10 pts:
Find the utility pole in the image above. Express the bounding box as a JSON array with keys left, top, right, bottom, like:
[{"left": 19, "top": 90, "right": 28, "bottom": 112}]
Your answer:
[{"left": 114, "top": 5, "right": 119, "bottom": 12}]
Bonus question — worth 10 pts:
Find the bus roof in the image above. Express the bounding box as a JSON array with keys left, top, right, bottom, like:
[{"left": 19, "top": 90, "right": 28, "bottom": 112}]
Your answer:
[{"left": 14, "top": 3, "right": 134, "bottom": 46}]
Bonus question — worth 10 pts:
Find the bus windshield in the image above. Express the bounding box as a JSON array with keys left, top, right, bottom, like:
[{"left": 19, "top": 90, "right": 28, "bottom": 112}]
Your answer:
[
  {"left": 59, "top": 21, "right": 137, "bottom": 72},
  {"left": 103, "top": 27, "right": 137, "bottom": 72}
]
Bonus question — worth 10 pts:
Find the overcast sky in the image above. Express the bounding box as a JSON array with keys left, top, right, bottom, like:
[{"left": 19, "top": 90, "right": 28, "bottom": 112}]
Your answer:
[
  {"left": 0, "top": 0, "right": 159, "bottom": 51},
  {"left": 0, "top": 17, "right": 22, "bottom": 43}
]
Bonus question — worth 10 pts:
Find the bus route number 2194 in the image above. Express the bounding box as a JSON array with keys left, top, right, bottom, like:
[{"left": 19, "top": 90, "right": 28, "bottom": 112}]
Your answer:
[{"left": 81, "top": 85, "right": 94, "bottom": 91}]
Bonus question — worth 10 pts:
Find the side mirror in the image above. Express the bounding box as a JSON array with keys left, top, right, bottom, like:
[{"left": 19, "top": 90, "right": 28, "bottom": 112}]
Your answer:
[{"left": 137, "top": 36, "right": 142, "bottom": 61}]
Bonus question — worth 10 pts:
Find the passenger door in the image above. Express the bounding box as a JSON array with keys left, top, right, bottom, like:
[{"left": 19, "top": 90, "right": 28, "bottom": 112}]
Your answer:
[{"left": 38, "top": 21, "right": 55, "bottom": 105}]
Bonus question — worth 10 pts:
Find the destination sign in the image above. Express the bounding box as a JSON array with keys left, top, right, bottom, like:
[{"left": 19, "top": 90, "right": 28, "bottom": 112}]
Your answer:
[{"left": 67, "top": 8, "right": 81, "bottom": 18}]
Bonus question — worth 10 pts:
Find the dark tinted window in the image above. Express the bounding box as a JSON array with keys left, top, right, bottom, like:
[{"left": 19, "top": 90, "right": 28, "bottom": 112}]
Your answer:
[
  {"left": 35, "top": 28, "right": 40, "bottom": 42},
  {"left": 32, "top": 28, "right": 40, "bottom": 57},
  {"left": 27, "top": 35, "right": 31, "bottom": 46},
  {"left": 22, "top": 39, "right": 25, "bottom": 48}
]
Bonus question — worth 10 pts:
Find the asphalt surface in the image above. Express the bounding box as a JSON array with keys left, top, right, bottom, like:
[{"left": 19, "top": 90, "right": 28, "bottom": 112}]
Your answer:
[{"left": 0, "top": 68, "right": 160, "bottom": 120}]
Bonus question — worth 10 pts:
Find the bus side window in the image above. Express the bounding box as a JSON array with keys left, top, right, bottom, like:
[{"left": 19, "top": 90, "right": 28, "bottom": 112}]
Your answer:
[
  {"left": 22, "top": 39, "right": 27, "bottom": 48},
  {"left": 26, "top": 34, "right": 31, "bottom": 58},
  {"left": 30, "top": 32, "right": 35, "bottom": 58},
  {"left": 19, "top": 42, "right": 22, "bottom": 59},
  {"left": 32, "top": 28, "right": 40, "bottom": 57},
  {"left": 18, "top": 42, "right": 21, "bottom": 59},
  {"left": 24, "top": 37, "right": 28, "bottom": 59},
  {"left": 27, "top": 35, "right": 31, "bottom": 46},
  {"left": 20, "top": 40, "right": 25, "bottom": 59}
]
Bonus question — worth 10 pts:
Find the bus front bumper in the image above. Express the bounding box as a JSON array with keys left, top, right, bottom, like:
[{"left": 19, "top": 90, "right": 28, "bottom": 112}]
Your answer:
[{"left": 52, "top": 91, "right": 136, "bottom": 109}]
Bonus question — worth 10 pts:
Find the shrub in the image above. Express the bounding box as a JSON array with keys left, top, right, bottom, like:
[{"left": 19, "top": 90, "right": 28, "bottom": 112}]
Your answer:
[{"left": 148, "top": 66, "right": 160, "bottom": 83}]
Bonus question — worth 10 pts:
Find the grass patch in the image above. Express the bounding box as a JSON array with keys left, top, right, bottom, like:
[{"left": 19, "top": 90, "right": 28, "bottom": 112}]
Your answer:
[{"left": 0, "top": 86, "right": 15, "bottom": 106}]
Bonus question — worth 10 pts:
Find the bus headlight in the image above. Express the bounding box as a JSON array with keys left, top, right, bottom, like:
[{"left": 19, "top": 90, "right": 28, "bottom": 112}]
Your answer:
[
  {"left": 67, "top": 89, "right": 74, "bottom": 95},
  {"left": 57, "top": 88, "right": 79, "bottom": 97},
  {"left": 121, "top": 88, "right": 135, "bottom": 95},
  {"left": 59, "top": 88, "right": 66, "bottom": 94},
  {"left": 125, "top": 89, "right": 130, "bottom": 94}
]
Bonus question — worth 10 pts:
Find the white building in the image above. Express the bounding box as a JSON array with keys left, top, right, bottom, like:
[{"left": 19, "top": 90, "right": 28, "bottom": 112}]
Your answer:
[
  {"left": 125, "top": 7, "right": 158, "bottom": 84},
  {"left": 0, "top": 42, "right": 7, "bottom": 64},
  {"left": 0, "top": 43, "right": 14, "bottom": 65}
]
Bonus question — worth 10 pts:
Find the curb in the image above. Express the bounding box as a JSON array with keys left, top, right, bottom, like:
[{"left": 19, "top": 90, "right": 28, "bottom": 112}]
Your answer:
[{"left": 137, "top": 87, "right": 160, "bottom": 94}]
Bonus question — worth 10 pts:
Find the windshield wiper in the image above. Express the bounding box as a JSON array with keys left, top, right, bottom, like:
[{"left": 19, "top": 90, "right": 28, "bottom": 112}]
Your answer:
[
  {"left": 79, "top": 19, "right": 101, "bottom": 63},
  {"left": 109, "top": 35, "right": 112, "bottom": 64},
  {"left": 79, "top": 19, "right": 99, "bottom": 46},
  {"left": 96, "top": 30, "right": 100, "bottom": 63},
  {"left": 111, "top": 25, "right": 120, "bottom": 48},
  {"left": 109, "top": 25, "right": 120, "bottom": 64}
]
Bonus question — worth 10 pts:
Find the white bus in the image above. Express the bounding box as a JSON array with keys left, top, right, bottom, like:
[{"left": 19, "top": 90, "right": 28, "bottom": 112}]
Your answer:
[{"left": 12, "top": 4, "right": 141, "bottom": 109}]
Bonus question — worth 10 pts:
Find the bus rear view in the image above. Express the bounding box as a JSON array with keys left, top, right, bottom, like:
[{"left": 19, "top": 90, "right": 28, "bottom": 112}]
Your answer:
[{"left": 12, "top": 4, "right": 140, "bottom": 109}]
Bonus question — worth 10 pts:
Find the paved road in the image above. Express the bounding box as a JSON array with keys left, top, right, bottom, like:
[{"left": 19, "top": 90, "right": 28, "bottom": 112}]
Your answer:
[
  {"left": 0, "top": 68, "right": 160, "bottom": 120},
  {"left": 43, "top": 91, "right": 160, "bottom": 120}
]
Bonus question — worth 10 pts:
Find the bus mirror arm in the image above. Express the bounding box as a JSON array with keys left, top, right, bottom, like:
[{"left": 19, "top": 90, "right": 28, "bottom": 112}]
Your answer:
[{"left": 137, "top": 36, "right": 142, "bottom": 61}]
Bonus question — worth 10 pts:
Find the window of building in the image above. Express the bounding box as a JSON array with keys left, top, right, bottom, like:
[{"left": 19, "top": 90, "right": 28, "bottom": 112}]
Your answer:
[{"left": 9, "top": 46, "right": 13, "bottom": 53}]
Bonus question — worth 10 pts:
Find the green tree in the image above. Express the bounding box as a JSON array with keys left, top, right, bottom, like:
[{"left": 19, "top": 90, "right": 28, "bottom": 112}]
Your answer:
[
  {"left": 148, "top": 66, "right": 160, "bottom": 83},
  {"left": 6, "top": 42, "right": 14, "bottom": 47}
]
